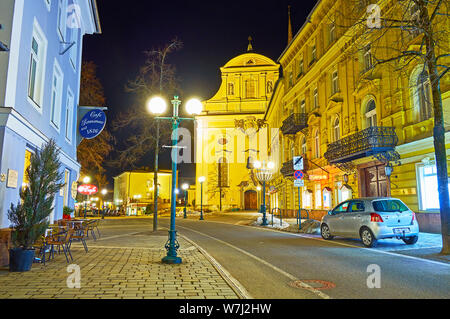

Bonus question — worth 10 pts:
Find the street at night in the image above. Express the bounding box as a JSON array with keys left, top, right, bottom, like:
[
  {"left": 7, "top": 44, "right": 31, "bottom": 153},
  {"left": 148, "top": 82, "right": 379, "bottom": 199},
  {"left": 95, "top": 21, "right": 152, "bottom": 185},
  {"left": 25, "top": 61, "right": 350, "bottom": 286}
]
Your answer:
[{"left": 0, "top": 0, "right": 449, "bottom": 312}]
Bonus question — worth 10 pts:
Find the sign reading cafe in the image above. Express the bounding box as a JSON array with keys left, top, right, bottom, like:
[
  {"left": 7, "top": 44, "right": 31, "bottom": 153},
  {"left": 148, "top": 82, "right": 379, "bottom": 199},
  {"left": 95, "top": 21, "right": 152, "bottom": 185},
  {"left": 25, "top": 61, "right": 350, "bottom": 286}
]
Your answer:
[{"left": 79, "top": 110, "right": 107, "bottom": 140}]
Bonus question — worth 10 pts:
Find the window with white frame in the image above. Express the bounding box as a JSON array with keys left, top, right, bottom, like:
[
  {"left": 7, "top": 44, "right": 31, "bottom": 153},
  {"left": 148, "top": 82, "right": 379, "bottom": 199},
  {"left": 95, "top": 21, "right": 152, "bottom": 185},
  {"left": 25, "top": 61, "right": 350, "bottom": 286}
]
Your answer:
[
  {"left": 331, "top": 69, "right": 339, "bottom": 95},
  {"left": 417, "top": 164, "right": 450, "bottom": 211},
  {"left": 288, "top": 71, "right": 293, "bottom": 87},
  {"left": 50, "top": 61, "right": 63, "bottom": 129},
  {"left": 28, "top": 21, "right": 47, "bottom": 108},
  {"left": 313, "top": 87, "right": 318, "bottom": 109},
  {"left": 314, "top": 129, "right": 320, "bottom": 158},
  {"left": 333, "top": 116, "right": 340, "bottom": 142},
  {"left": 57, "top": 0, "right": 68, "bottom": 40},
  {"left": 363, "top": 45, "right": 373, "bottom": 72},
  {"left": 300, "top": 100, "right": 306, "bottom": 113},
  {"left": 303, "top": 189, "right": 312, "bottom": 209},
  {"left": 298, "top": 56, "right": 304, "bottom": 76},
  {"left": 301, "top": 137, "right": 307, "bottom": 155},
  {"left": 65, "top": 88, "right": 74, "bottom": 142},
  {"left": 310, "top": 43, "right": 317, "bottom": 63},
  {"left": 417, "top": 70, "right": 433, "bottom": 121},
  {"left": 329, "top": 22, "right": 336, "bottom": 44},
  {"left": 69, "top": 27, "right": 78, "bottom": 69},
  {"left": 315, "top": 184, "right": 322, "bottom": 209},
  {"left": 365, "top": 99, "right": 377, "bottom": 128}
]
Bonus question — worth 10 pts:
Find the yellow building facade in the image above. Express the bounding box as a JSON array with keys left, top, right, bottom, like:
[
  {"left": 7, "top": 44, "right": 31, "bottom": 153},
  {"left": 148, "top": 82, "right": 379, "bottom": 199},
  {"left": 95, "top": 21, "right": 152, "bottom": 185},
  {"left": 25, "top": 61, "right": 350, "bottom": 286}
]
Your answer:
[
  {"left": 195, "top": 51, "right": 280, "bottom": 211},
  {"left": 264, "top": 0, "right": 449, "bottom": 232},
  {"left": 113, "top": 170, "right": 174, "bottom": 215}
]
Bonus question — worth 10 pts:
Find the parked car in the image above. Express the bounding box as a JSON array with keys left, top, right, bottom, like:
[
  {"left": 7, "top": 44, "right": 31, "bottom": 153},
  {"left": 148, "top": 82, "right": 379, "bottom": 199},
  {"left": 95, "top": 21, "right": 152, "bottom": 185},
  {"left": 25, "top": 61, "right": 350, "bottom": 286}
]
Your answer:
[{"left": 320, "top": 197, "right": 419, "bottom": 248}]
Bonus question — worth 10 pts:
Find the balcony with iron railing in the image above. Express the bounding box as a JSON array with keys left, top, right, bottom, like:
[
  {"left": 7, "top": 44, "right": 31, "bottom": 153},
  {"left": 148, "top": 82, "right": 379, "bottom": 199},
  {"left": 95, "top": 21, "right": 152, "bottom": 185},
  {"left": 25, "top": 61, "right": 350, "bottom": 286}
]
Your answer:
[
  {"left": 324, "top": 126, "right": 398, "bottom": 164},
  {"left": 281, "top": 113, "right": 308, "bottom": 135}
]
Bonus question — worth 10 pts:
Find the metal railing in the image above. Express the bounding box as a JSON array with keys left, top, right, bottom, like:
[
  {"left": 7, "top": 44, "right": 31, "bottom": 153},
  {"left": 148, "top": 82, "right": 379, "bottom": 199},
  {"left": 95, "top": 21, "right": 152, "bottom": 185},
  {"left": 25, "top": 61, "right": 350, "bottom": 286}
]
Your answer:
[
  {"left": 324, "top": 126, "right": 398, "bottom": 164},
  {"left": 280, "top": 161, "right": 295, "bottom": 178},
  {"left": 271, "top": 208, "right": 282, "bottom": 226},
  {"left": 281, "top": 113, "right": 308, "bottom": 135}
]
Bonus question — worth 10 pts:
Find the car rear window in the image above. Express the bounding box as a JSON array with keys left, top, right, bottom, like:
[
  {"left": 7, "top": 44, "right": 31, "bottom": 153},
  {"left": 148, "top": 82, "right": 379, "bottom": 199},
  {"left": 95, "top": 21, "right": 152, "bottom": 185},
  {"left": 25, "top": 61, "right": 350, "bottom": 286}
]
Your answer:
[{"left": 372, "top": 200, "right": 409, "bottom": 212}]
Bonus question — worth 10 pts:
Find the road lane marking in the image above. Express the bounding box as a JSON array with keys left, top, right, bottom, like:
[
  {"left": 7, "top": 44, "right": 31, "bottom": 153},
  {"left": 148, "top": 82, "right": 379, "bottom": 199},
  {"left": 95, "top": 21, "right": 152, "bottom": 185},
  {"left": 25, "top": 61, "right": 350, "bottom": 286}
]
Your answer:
[
  {"left": 186, "top": 219, "right": 450, "bottom": 269},
  {"left": 177, "top": 225, "right": 332, "bottom": 299},
  {"left": 179, "top": 234, "right": 252, "bottom": 300}
]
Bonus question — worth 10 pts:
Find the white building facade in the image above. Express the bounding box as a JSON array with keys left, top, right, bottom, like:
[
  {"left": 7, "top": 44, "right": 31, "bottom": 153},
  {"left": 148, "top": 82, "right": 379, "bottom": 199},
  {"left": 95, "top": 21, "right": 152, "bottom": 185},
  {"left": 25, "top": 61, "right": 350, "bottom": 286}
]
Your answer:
[{"left": 0, "top": 0, "right": 101, "bottom": 227}]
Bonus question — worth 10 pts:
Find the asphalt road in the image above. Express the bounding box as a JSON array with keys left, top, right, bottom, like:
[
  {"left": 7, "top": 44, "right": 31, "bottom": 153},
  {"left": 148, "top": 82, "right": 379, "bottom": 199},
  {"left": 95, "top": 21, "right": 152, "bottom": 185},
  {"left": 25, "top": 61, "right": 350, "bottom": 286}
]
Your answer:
[{"left": 157, "top": 215, "right": 450, "bottom": 299}]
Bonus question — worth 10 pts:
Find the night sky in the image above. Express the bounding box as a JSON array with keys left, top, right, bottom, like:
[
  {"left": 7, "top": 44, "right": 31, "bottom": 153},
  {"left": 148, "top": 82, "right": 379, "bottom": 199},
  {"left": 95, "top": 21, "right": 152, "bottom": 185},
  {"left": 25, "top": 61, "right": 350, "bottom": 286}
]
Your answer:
[{"left": 81, "top": 0, "right": 318, "bottom": 185}]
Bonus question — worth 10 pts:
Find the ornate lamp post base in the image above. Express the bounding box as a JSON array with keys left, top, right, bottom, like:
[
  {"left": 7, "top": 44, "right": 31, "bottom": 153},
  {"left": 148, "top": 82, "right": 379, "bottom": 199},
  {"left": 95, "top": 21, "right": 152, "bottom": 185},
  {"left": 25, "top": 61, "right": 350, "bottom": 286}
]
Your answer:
[
  {"left": 162, "top": 230, "right": 182, "bottom": 264},
  {"left": 261, "top": 204, "right": 268, "bottom": 226},
  {"left": 162, "top": 255, "right": 182, "bottom": 264}
]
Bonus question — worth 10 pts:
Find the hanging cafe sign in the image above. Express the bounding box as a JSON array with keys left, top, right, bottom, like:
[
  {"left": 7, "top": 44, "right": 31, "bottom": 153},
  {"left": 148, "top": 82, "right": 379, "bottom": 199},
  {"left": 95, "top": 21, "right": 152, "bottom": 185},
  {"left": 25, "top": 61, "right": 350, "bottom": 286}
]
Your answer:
[
  {"left": 79, "top": 109, "right": 107, "bottom": 139},
  {"left": 77, "top": 184, "right": 98, "bottom": 196}
]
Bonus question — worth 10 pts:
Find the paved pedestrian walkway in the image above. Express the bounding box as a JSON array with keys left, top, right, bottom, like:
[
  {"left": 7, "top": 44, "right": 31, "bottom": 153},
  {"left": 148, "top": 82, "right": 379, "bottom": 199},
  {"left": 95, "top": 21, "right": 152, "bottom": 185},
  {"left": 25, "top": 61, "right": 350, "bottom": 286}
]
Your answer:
[{"left": 0, "top": 225, "right": 240, "bottom": 299}]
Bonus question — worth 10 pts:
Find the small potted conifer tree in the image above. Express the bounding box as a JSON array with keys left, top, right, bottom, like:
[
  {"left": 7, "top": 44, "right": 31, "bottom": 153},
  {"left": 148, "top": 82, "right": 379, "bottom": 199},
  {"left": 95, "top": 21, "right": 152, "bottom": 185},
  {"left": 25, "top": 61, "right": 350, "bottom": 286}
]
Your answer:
[{"left": 7, "top": 139, "right": 64, "bottom": 272}]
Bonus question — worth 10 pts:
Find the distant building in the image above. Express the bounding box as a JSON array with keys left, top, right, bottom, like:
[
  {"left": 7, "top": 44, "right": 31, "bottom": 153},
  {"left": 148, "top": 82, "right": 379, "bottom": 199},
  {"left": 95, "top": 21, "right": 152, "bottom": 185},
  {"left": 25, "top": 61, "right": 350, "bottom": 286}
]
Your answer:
[
  {"left": 0, "top": 0, "right": 101, "bottom": 227},
  {"left": 194, "top": 49, "right": 280, "bottom": 212},
  {"left": 113, "top": 170, "right": 176, "bottom": 216}
]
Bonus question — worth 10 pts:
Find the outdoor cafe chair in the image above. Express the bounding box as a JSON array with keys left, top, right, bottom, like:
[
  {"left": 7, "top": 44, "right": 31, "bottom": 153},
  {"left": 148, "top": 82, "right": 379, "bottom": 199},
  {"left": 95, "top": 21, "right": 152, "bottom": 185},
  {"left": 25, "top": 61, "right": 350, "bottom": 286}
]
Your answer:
[
  {"left": 69, "top": 221, "right": 89, "bottom": 253},
  {"left": 46, "top": 228, "right": 74, "bottom": 263},
  {"left": 34, "top": 235, "right": 50, "bottom": 265},
  {"left": 85, "top": 220, "right": 99, "bottom": 240}
]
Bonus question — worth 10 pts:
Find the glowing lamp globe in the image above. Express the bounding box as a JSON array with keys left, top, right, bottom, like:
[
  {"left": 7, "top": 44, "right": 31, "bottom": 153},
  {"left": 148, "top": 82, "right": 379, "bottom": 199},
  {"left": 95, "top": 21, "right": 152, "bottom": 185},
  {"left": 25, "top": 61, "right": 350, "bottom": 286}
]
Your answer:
[
  {"left": 147, "top": 96, "right": 167, "bottom": 115},
  {"left": 182, "top": 183, "right": 189, "bottom": 191},
  {"left": 198, "top": 176, "right": 206, "bottom": 183},
  {"left": 267, "top": 161, "right": 275, "bottom": 169},
  {"left": 185, "top": 98, "right": 203, "bottom": 115}
]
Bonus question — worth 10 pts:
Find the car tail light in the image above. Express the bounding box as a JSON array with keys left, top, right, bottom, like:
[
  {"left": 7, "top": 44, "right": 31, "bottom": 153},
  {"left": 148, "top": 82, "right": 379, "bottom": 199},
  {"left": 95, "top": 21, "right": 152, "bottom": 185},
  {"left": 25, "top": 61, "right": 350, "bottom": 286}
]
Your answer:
[
  {"left": 411, "top": 212, "right": 416, "bottom": 224},
  {"left": 370, "top": 213, "right": 384, "bottom": 223}
]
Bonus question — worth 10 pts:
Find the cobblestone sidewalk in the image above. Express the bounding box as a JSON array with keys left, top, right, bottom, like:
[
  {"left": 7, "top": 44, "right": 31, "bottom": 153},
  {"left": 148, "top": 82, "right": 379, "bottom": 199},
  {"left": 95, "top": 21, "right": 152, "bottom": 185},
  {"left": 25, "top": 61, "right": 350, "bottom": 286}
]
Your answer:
[{"left": 0, "top": 229, "right": 240, "bottom": 299}]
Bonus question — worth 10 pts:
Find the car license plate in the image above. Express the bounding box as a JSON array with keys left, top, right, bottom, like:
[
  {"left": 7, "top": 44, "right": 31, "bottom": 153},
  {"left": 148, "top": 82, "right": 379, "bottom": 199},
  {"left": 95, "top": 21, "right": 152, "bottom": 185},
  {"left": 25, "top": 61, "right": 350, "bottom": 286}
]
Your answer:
[{"left": 394, "top": 228, "right": 410, "bottom": 234}]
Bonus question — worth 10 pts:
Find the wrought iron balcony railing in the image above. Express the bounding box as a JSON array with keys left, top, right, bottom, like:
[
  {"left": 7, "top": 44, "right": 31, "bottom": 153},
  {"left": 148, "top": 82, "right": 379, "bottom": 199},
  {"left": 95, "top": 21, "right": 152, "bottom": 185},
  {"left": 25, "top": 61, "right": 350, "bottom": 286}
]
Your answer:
[
  {"left": 280, "top": 161, "right": 295, "bottom": 178},
  {"left": 324, "top": 126, "right": 398, "bottom": 164},
  {"left": 281, "top": 113, "right": 308, "bottom": 135}
]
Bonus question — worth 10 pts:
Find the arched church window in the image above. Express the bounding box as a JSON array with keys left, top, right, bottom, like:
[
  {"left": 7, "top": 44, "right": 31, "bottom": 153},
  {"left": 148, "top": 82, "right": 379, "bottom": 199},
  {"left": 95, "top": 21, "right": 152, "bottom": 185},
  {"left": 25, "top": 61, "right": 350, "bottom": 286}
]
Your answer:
[{"left": 218, "top": 157, "right": 229, "bottom": 187}]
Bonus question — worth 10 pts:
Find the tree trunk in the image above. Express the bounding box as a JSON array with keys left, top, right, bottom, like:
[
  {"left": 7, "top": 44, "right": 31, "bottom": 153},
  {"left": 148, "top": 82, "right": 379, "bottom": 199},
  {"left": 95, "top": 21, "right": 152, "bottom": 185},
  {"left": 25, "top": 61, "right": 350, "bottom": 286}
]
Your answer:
[{"left": 421, "top": 1, "right": 450, "bottom": 254}]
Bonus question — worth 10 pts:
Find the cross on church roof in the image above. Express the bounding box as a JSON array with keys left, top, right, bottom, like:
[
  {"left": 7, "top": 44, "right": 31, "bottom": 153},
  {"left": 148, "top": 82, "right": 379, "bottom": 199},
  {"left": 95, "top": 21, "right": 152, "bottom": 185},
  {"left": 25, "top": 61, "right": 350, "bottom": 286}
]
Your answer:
[{"left": 247, "top": 36, "right": 253, "bottom": 52}]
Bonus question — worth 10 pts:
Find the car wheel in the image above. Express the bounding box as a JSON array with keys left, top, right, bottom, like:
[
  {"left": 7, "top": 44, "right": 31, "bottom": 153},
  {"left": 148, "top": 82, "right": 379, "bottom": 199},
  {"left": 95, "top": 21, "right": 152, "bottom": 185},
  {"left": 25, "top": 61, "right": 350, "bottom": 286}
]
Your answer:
[
  {"left": 402, "top": 235, "right": 419, "bottom": 245},
  {"left": 321, "top": 224, "right": 334, "bottom": 240},
  {"left": 360, "top": 227, "right": 378, "bottom": 248}
]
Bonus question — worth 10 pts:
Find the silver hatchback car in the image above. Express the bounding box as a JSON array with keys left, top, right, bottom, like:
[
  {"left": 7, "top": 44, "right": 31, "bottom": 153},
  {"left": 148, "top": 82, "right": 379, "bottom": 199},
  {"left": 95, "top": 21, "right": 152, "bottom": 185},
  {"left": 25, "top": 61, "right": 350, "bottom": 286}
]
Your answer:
[{"left": 320, "top": 197, "right": 419, "bottom": 247}]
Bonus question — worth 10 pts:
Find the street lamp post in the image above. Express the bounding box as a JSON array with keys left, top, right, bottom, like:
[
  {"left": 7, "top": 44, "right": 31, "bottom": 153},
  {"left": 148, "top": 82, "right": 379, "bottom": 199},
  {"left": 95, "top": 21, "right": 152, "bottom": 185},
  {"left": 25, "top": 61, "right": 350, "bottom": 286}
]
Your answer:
[
  {"left": 254, "top": 161, "right": 274, "bottom": 226},
  {"left": 101, "top": 189, "right": 107, "bottom": 219},
  {"left": 182, "top": 183, "right": 189, "bottom": 219},
  {"left": 148, "top": 95, "right": 202, "bottom": 264},
  {"left": 198, "top": 176, "right": 205, "bottom": 220},
  {"left": 82, "top": 176, "right": 91, "bottom": 219},
  {"left": 256, "top": 185, "right": 262, "bottom": 208}
]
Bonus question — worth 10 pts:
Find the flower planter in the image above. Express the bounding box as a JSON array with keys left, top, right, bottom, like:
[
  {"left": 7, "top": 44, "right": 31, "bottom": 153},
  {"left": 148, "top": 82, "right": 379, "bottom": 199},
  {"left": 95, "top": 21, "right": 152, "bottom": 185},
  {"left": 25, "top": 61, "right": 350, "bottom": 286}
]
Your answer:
[{"left": 9, "top": 248, "right": 35, "bottom": 272}]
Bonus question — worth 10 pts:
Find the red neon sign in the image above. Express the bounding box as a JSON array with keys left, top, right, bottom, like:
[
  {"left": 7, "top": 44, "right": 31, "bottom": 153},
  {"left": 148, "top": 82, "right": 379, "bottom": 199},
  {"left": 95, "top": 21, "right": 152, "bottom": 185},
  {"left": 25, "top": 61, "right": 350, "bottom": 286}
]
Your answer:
[{"left": 77, "top": 184, "right": 98, "bottom": 195}]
